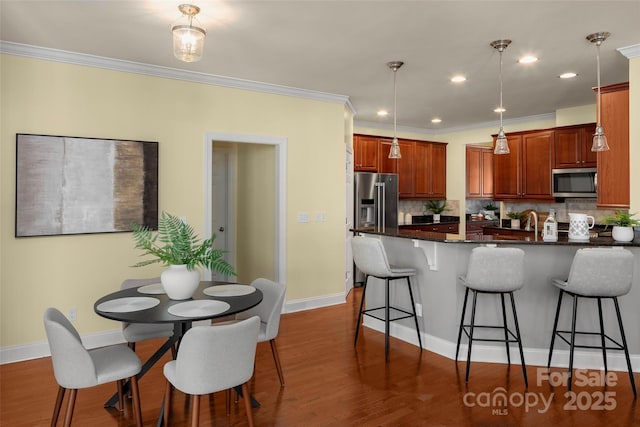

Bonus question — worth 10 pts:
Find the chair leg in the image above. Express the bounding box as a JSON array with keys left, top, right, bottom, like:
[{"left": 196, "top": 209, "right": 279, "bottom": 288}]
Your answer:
[
  {"left": 354, "top": 276, "right": 368, "bottom": 346},
  {"left": 465, "top": 290, "right": 478, "bottom": 382},
  {"left": 500, "top": 293, "right": 511, "bottom": 365},
  {"left": 547, "top": 290, "right": 564, "bottom": 369},
  {"left": 596, "top": 298, "right": 608, "bottom": 374},
  {"left": 509, "top": 292, "right": 528, "bottom": 388},
  {"left": 163, "top": 381, "right": 172, "bottom": 426},
  {"left": 51, "top": 386, "right": 65, "bottom": 427},
  {"left": 269, "top": 339, "right": 285, "bottom": 387},
  {"left": 226, "top": 389, "right": 231, "bottom": 415},
  {"left": 568, "top": 294, "right": 579, "bottom": 392},
  {"left": 241, "top": 382, "right": 255, "bottom": 427},
  {"left": 455, "top": 287, "right": 470, "bottom": 361},
  {"left": 405, "top": 276, "right": 422, "bottom": 351},
  {"left": 62, "top": 389, "right": 77, "bottom": 427},
  {"left": 191, "top": 394, "right": 200, "bottom": 427},
  {"left": 130, "top": 376, "right": 143, "bottom": 427},
  {"left": 613, "top": 297, "right": 637, "bottom": 397},
  {"left": 117, "top": 379, "right": 124, "bottom": 412},
  {"left": 384, "top": 278, "right": 390, "bottom": 362}
]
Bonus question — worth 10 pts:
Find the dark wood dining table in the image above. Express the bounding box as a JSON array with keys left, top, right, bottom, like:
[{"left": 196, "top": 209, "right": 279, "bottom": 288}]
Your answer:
[{"left": 94, "top": 280, "right": 263, "bottom": 425}]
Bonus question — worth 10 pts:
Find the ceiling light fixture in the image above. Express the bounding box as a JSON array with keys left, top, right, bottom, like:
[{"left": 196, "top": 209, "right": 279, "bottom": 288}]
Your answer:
[
  {"left": 451, "top": 75, "right": 467, "bottom": 83},
  {"left": 587, "top": 31, "right": 611, "bottom": 152},
  {"left": 172, "top": 4, "right": 206, "bottom": 63},
  {"left": 490, "top": 39, "right": 512, "bottom": 155},
  {"left": 387, "top": 61, "right": 404, "bottom": 159},
  {"left": 518, "top": 55, "right": 538, "bottom": 64},
  {"left": 377, "top": 110, "right": 389, "bottom": 117},
  {"left": 559, "top": 72, "right": 578, "bottom": 79},
  {"left": 431, "top": 118, "right": 442, "bottom": 124}
]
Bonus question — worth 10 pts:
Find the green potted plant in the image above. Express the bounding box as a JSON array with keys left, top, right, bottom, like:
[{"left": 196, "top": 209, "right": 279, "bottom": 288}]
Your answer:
[
  {"left": 132, "top": 212, "right": 236, "bottom": 299},
  {"left": 507, "top": 211, "right": 526, "bottom": 229},
  {"left": 603, "top": 211, "right": 639, "bottom": 242},
  {"left": 425, "top": 200, "right": 447, "bottom": 222},
  {"left": 482, "top": 202, "right": 500, "bottom": 219}
]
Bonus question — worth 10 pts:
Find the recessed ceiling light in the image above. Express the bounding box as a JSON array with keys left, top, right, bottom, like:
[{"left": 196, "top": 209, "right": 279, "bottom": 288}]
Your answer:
[
  {"left": 450, "top": 75, "right": 467, "bottom": 83},
  {"left": 431, "top": 118, "right": 442, "bottom": 124},
  {"left": 559, "top": 72, "right": 578, "bottom": 79},
  {"left": 518, "top": 56, "right": 538, "bottom": 64},
  {"left": 494, "top": 107, "right": 506, "bottom": 113},
  {"left": 377, "top": 110, "right": 389, "bottom": 116}
]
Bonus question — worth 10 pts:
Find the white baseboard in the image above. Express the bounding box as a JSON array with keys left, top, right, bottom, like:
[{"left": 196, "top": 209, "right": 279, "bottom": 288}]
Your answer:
[
  {"left": 1, "top": 292, "right": 346, "bottom": 365},
  {"left": 363, "top": 318, "right": 640, "bottom": 373}
]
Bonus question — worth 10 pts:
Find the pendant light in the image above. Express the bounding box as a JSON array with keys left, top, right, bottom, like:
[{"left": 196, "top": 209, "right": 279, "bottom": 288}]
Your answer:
[
  {"left": 587, "top": 32, "right": 611, "bottom": 152},
  {"left": 172, "top": 4, "right": 206, "bottom": 63},
  {"left": 387, "top": 61, "right": 404, "bottom": 159},
  {"left": 490, "top": 40, "right": 512, "bottom": 155}
]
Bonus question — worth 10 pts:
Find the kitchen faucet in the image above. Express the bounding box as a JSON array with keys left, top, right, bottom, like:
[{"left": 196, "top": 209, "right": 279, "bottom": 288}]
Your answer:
[{"left": 525, "top": 211, "right": 538, "bottom": 240}]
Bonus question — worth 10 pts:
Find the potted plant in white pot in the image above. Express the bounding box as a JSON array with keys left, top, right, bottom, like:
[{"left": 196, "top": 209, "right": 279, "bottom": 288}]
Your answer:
[
  {"left": 507, "top": 211, "right": 526, "bottom": 229},
  {"left": 131, "top": 212, "right": 236, "bottom": 300},
  {"left": 603, "top": 211, "right": 639, "bottom": 242},
  {"left": 425, "top": 200, "right": 447, "bottom": 223}
]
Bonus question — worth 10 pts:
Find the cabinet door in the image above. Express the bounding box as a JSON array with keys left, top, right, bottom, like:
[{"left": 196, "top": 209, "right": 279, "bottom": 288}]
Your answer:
[
  {"left": 493, "top": 135, "right": 522, "bottom": 199},
  {"left": 353, "top": 135, "right": 378, "bottom": 171},
  {"left": 429, "top": 143, "right": 447, "bottom": 199},
  {"left": 580, "top": 124, "right": 598, "bottom": 167},
  {"left": 597, "top": 83, "right": 629, "bottom": 208},
  {"left": 466, "top": 146, "right": 482, "bottom": 198},
  {"left": 522, "top": 130, "right": 554, "bottom": 200},
  {"left": 480, "top": 148, "right": 494, "bottom": 198},
  {"left": 555, "top": 128, "right": 581, "bottom": 168},
  {"left": 378, "top": 138, "right": 397, "bottom": 173},
  {"left": 397, "top": 140, "right": 415, "bottom": 198}
]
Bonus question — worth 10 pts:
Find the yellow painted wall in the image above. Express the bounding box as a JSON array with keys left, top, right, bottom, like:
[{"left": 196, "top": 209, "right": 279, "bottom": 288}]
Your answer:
[
  {"left": 0, "top": 55, "right": 346, "bottom": 347},
  {"left": 555, "top": 104, "right": 596, "bottom": 126}
]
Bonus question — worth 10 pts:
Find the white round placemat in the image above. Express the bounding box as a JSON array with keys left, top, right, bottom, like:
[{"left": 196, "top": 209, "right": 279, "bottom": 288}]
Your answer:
[
  {"left": 97, "top": 297, "right": 160, "bottom": 313},
  {"left": 203, "top": 284, "right": 256, "bottom": 297},
  {"left": 168, "top": 300, "right": 231, "bottom": 318},
  {"left": 137, "top": 283, "right": 165, "bottom": 295}
]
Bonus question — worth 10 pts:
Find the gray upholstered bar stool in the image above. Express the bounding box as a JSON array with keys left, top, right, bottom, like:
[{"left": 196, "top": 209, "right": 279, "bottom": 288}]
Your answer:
[
  {"left": 547, "top": 247, "right": 636, "bottom": 396},
  {"left": 351, "top": 235, "right": 422, "bottom": 361},
  {"left": 455, "top": 246, "right": 527, "bottom": 386}
]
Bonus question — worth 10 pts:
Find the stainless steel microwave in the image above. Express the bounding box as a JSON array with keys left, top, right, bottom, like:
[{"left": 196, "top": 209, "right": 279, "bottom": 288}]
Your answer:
[{"left": 552, "top": 168, "right": 597, "bottom": 198}]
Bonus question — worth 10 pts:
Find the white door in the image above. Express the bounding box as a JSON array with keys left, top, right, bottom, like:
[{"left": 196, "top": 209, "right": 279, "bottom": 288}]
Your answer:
[{"left": 212, "top": 145, "right": 235, "bottom": 281}]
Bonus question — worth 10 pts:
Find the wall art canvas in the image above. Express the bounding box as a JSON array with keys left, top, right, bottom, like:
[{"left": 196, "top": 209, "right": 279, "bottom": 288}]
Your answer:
[{"left": 16, "top": 134, "right": 158, "bottom": 237}]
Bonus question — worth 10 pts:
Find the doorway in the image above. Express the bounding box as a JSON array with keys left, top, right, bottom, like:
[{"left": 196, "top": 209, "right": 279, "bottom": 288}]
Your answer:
[{"left": 203, "top": 132, "right": 287, "bottom": 285}]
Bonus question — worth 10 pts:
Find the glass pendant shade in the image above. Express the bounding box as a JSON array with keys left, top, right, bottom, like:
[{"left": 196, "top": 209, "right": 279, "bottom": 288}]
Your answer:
[
  {"left": 388, "top": 138, "right": 402, "bottom": 159},
  {"left": 494, "top": 129, "right": 510, "bottom": 154},
  {"left": 172, "top": 4, "right": 206, "bottom": 63},
  {"left": 592, "top": 125, "right": 610, "bottom": 151}
]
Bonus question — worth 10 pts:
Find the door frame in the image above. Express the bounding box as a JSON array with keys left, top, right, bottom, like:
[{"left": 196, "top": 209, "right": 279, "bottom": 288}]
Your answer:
[{"left": 203, "top": 131, "right": 287, "bottom": 283}]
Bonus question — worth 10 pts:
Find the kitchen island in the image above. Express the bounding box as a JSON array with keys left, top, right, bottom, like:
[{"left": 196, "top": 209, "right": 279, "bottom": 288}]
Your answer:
[{"left": 351, "top": 227, "right": 640, "bottom": 373}]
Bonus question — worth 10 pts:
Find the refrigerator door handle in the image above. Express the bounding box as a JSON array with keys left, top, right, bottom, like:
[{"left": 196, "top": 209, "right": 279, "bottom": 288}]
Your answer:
[{"left": 375, "top": 182, "right": 383, "bottom": 232}]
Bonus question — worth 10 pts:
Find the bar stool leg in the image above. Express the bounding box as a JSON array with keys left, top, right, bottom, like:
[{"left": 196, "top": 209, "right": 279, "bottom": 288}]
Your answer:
[
  {"left": 613, "top": 297, "right": 637, "bottom": 397},
  {"left": 405, "top": 277, "right": 422, "bottom": 351},
  {"left": 509, "top": 292, "right": 528, "bottom": 387},
  {"left": 354, "top": 276, "right": 368, "bottom": 346},
  {"left": 465, "top": 290, "right": 478, "bottom": 383},
  {"left": 596, "top": 298, "right": 608, "bottom": 374},
  {"left": 568, "top": 294, "right": 579, "bottom": 392},
  {"left": 385, "top": 278, "right": 391, "bottom": 362},
  {"left": 500, "top": 293, "right": 511, "bottom": 365},
  {"left": 455, "top": 288, "right": 470, "bottom": 361},
  {"left": 547, "top": 290, "right": 564, "bottom": 369}
]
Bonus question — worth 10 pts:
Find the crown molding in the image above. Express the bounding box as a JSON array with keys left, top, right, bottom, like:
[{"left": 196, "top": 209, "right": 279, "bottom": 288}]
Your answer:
[
  {"left": 0, "top": 41, "right": 354, "bottom": 114},
  {"left": 618, "top": 43, "right": 640, "bottom": 59}
]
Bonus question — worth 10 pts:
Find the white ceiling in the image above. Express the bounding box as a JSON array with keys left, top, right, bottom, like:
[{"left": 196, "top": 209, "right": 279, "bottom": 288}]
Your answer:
[{"left": 1, "top": 1, "right": 639, "bottom": 133}]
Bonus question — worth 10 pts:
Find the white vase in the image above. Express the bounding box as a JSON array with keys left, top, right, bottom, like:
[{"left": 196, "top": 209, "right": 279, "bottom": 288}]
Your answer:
[
  {"left": 612, "top": 226, "right": 634, "bottom": 242},
  {"left": 511, "top": 219, "right": 520, "bottom": 229},
  {"left": 161, "top": 265, "right": 201, "bottom": 300},
  {"left": 433, "top": 213, "right": 441, "bottom": 223}
]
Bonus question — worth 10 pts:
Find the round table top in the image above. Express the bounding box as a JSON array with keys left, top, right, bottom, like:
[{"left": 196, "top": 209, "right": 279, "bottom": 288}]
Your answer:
[{"left": 94, "top": 281, "right": 263, "bottom": 324}]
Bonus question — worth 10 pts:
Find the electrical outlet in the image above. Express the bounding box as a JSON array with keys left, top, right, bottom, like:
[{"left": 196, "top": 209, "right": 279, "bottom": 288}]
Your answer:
[
  {"left": 297, "top": 212, "right": 310, "bottom": 223},
  {"left": 415, "top": 303, "right": 423, "bottom": 317},
  {"left": 68, "top": 307, "right": 77, "bottom": 321}
]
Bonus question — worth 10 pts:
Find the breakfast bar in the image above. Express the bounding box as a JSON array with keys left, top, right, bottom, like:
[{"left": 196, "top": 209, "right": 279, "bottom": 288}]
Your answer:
[{"left": 352, "top": 228, "right": 640, "bottom": 372}]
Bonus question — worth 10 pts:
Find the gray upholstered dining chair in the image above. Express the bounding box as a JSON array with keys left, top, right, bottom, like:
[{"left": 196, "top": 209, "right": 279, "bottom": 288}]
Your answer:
[
  {"left": 43, "top": 307, "right": 143, "bottom": 427},
  {"left": 120, "top": 278, "right": 175, "bottom": 355},
  {"left": 163, "top": 316, "right": 260, "bottom": 427},
  {"left": 232, "top": 278, "right": 287, "bottom": 387}
]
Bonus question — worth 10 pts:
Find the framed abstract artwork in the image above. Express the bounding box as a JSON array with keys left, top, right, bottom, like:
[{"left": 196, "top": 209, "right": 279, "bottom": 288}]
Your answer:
[{"left": 15, "top": 134, "right": 158, "bottom": 237}]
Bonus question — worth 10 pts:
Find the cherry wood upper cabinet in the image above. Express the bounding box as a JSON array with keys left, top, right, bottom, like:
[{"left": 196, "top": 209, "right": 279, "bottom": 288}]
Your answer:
[
  {"left": 493, "top": 131, "right": 554, "bottom": 201},
  {"left": 377, "top": 138, "right": 396, "bottom": 174},
  {"left": 596, "top": 82, "right": 629, "bottom": 209},
  {"left": 554, "top": 123, "right": 597, "bottom": 168},
  {"left": 415, "top": 142, "right": 447, "bottom": 199},
  {"left": 353, "top": 134, "right": 379, "bottom": 171},
  {"left": 466, "top": 145, "right": 493, "bottom": 199}
]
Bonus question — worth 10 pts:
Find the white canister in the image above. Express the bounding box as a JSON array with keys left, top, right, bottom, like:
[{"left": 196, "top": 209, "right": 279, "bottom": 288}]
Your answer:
[
  {"left": 568, "top": 213, "right": 595, "bottom": 241},
  {"left": 542, "top": 215, "right": 558, "bottom": 242}
]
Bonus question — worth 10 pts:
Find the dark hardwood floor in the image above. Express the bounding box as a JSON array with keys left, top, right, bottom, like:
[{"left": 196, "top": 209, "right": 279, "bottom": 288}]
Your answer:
[{"left": 2, "top": 287, "right": 638, "bottom": 426}]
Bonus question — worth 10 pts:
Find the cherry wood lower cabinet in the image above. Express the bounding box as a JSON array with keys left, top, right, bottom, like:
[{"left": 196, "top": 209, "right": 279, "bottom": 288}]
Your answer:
[
  {"left": 596, "top": 82, "right": 629, "bottom": 209},
  {"left": 403, "top": 223, "right": 459, "bottom": 233}
]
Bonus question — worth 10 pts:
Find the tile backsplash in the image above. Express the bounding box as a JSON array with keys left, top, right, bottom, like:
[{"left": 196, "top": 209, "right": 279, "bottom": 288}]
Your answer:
[
  {"left": 498, "top": 199, "right": 618, "bottom": 225},
  {"left": 399, "top": 199, "right": 460, "bottom": 224}
]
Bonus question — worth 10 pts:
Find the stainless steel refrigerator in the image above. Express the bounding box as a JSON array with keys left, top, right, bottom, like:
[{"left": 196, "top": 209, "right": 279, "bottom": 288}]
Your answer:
[{"left": 353, "top": 172, "right": 399, "bottom": 284}]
